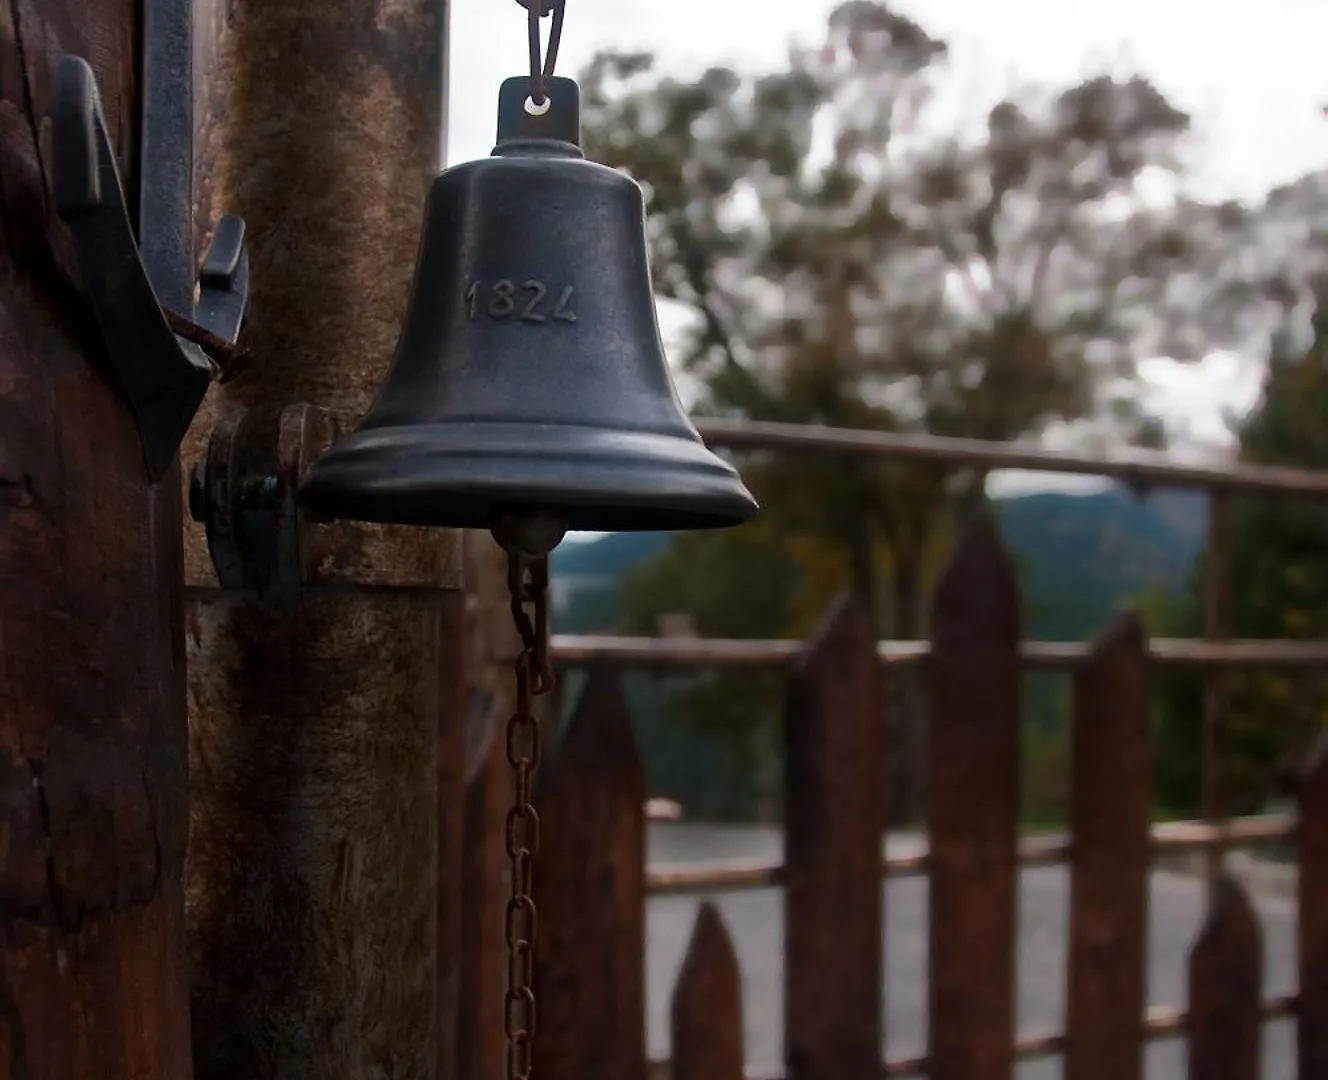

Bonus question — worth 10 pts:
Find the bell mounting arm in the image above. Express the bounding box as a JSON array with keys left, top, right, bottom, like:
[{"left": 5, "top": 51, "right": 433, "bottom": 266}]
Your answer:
[{"left": 51, "top": 54, "right": 251, "bottom": 481}]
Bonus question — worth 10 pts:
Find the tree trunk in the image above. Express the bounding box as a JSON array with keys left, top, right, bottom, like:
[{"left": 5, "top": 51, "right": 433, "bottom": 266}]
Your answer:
[
  {"left": 183, "top": 2, "right": 461, "bottom": 1078},
  {"left": 0, "top": 5, "right": 194, "bottom": 1078}
]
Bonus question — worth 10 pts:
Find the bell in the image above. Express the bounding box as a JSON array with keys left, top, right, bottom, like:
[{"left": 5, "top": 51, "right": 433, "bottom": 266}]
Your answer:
[{"left": 298, "top": 75, "right": 757, "bottom": 538}]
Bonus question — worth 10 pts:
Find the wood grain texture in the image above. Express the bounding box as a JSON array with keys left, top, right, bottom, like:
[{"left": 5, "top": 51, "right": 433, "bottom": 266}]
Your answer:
[
  {"left": 182, "top": 0, "right": 460, "bottom": 592},
  {"left": 783, "top": 595, "right": 885, "bottom": 1080},
  {"left": 186, "top": 591, "right": 443, "bottom": 1079},
  {"left": 1065, "top": 614, "right": 1152, "bottom": 1080},
  {"left": 673, "top": 903, "right": 744, "bottom": 1080},
  {"left": 1299, "top": 734, "right": 1328, "bottom": 1078},
  {"left": 1187, "top": 875, "right": 1262, "bottom": 1080},
  {"left": 0, "top": 4, "right": 193, "bottom": 1078},
  {"left": 183, "top": 2, "right": 460, "bottom": 1077},
  {"left": 531, "top": 668, "right": 646, "bottom": 1080},
  {"left": 927, "top": 513, "right": 1020, "bottom": 1080}
]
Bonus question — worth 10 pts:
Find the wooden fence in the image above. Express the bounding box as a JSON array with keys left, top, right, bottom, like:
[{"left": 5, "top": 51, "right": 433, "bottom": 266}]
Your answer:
[{"left": 459, "top": 510, "right": 1328, "bottom": 1080}]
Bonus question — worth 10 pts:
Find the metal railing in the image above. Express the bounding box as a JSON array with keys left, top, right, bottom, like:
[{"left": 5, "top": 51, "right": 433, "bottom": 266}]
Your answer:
[
  {"left": 553, "top": 418, "right": 1321, "bottom": 1078},
  {"left": 554, "top": 634, "right": 1328, "bottom": 669},
  {"left": 643, "top": 812, "right": 1295, "bottom": 895}
]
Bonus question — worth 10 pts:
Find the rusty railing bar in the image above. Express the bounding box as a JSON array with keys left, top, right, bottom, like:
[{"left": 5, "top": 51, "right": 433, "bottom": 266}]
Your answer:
[
  {"left": 554, "top": 635, "right": 1328, "bottom": 670},
  {"left": 645, "top": 813, "right": 1293, "bottom": 894},
  {"left": 696, "top": 418, "right": 1328, "bottom": 499},
  {"left": 653, "top": 993, "right": 1298, "bottom": 1080}
]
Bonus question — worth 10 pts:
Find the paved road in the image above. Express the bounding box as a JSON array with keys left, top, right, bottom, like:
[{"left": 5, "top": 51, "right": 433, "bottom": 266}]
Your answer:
[{"left": 645, "top": 823, "right": 1297, "bottom": 1080}]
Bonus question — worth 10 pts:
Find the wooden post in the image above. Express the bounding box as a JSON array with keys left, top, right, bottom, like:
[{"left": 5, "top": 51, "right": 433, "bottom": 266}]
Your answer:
[
  {"left": 1065, "top": 614, "right": 1152, "bottom": 1080},
  {"left": 1187, "top": 875, "right": 1262, "bottom": 1080},
  {"left": 783, "top": 595, "right": 886, "bottom": 1080},
  {"left": 457, "top": 529, "right": 525, "bottom": 1080},
  {"left": 438, "top": 588, "right": 470, "bottom": 1080},
  {"left": 531, "top": 668, "right": 646, "bottom": 1080},
  {"left": 458, "top": 703, "right": 510, "bottom": 1080},
  {"left": 927, "top": 514, "right": 1020, "bottom": 1080},
  {"left": 1201, "top": 491, "right": 1232, "bottom": 883},
  {"left": 183, "top": 2, "right": 460, "bottom": 1077},
  {"left": 0, "top": 6, "right": 193, "bottom": 1078},
  {"left": 1298, "top": 734, "right": 1328, "bottom": 1078},
  {"left": 673, "top": 903, "right": 745, "bottom": 1080}
]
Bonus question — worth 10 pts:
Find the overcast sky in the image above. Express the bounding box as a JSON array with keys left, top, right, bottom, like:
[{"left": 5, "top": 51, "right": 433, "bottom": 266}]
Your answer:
[{"left": 446, "top": 0, "right": 1328, "bottom": 488}]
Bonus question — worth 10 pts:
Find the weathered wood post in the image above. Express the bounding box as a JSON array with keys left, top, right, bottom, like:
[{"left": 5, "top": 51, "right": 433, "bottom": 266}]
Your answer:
[
  {"left": 459, "top": 712, "right": 512, "bottom": 1080},
  {"left": 1065, "top": 614, "right": 1152, "bottom": 1080},
  {"left": 783, "top": 594, "right": 886, "bottom": 1080},
  {"left": 0, "top": 6, "right": 194, "bottom": 1078},
  {"left": 456, "top": 531, "right": 525, "bottom": 1080},
  {"left": 927, "top": 514, "right": 1020, "bottom": 1080},
  {"left": 1298, "top": 734, "right": 1328, "bottom": 1077},
  {"left": 184, "top": 2, "right": 461, "bottom": 1077},
  {"left": 1186, "top": 875, "right": 1262, "bottom": 1080},
  {"left": 531, "top": 668, "right": 646, "bottom": 1080},
  {"left": 673, "top": 903, "right": 745, "bottom": 1080}
]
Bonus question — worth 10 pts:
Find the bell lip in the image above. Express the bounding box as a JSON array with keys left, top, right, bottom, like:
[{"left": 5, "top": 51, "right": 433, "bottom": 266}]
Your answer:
[{"left": 298, "top": 420, "right": 759, "bottom": 533}]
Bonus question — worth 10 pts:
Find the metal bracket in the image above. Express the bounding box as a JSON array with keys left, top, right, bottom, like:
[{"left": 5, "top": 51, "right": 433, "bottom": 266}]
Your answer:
[
  {"left": 190, "top": 404, "right": 335, "bottom": 596},
  {"left": 51, "top": 54, "right": 251, "bottom": 481}
]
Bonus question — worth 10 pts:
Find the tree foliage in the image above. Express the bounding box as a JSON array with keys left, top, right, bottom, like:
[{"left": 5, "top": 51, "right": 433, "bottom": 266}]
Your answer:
[
  {"left": 585, "top": 1, "right": 1303, "bottom": 816},
  {"left": 1153, "top": 285, "right": 1328, "bottom": 816},
  {"left": 585, "top": 1, "right": 1266, "bottom": 620}
]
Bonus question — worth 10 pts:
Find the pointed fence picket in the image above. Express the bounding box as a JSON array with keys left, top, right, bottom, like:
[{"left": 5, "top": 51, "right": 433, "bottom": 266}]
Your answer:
[
  {"left": 1187, "top": 875, "right": 1263, "bottom": 1080},
  {"left": 1065, "top": 615, "right": 1152, "bottom": 1080},
  {"left": 673, "top": 904, "right": 745, "bottom": 1080},
  {"left": 926, "top": 516, "right": 1020, "bottom": 1080},
  {"left": 530, "top": 669, "right": 647, "bottom": 1080},
  {"left": 784, "top": 595, "right": 886, "bottom": 1080},
  {"left": 456, "top": 513, "right": 1305, "bottom": 1080}
]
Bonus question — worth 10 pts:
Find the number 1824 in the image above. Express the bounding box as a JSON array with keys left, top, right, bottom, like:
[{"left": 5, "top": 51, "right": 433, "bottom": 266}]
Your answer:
[{"left": 465, "top": 279, "right": 577, "bottom": 324}]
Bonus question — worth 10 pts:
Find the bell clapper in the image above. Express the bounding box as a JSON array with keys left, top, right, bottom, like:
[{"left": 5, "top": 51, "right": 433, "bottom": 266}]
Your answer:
[{"left": 491, "top": 508, "right": 568, "bottom": 560}]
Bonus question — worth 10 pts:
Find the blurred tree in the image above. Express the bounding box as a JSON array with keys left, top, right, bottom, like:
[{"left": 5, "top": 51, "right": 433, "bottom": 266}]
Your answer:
[
  {"left": 583, "top": 1, "right": 1283, "bottom": 820},
  {"left": 615, "top": 518, "right": 798, "bottom": 817},
  {"left": 1152, "top": 285, "right": 1328, "bottom": 816}
]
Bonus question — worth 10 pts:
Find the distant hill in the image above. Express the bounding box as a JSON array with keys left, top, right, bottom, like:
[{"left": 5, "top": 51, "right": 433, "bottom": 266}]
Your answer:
[
  {"left": 551, "top": 485, "right": 1208, "bottom": 639},
  {"left": 555, "top": 530, "right": 675, "bottom": 577},
  {"left": 550, "top": 485, "right": 1208, "bottom": 819},
  {"left": 551, "top": 531, "right": 672, "bottom": 633},
  {"left": 999, "top": 486, "right": 1206, "bottom": 641}
]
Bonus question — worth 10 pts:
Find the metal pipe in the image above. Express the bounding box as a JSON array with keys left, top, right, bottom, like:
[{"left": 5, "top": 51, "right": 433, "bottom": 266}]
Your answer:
[
  {"left": 697, "top": 418, "right": 1328, "bottom": 499},
  {"left": 553, "top": 634, "right": 1328, "bottom": 670},
  {"left": 644, "top": 813, "right": 1293, "bottom": 894}
]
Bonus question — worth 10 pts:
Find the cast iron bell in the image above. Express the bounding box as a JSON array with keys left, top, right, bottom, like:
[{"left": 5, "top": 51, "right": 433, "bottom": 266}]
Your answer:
[{"left": 298, "top": 75, "right": 757, "bottom": 535}]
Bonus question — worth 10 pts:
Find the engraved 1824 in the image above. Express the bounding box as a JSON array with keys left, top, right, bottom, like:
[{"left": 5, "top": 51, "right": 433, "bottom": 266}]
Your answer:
[{"left": 465, "top": 278, "right": 578, "bottom": 324}]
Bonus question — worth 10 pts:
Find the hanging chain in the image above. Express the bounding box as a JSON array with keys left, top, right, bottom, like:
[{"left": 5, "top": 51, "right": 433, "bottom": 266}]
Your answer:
[
  {"left": 518, "top": 0, "right": 567, "bottom": 106},
  {"left": 504, "top": 552, "right": 554, "bottom": 1080},
  {"left": 500, "top": 8, "right": 568, "bottom": 1073}
]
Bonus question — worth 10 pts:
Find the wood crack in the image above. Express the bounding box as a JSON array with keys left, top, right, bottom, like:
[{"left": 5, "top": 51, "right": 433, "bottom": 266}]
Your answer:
[
  {"left": 28, "top": 758, "right": 66, "bottom": 932},
  {"left": 8, "top": 0, "right": 51, "bottom": 207}
]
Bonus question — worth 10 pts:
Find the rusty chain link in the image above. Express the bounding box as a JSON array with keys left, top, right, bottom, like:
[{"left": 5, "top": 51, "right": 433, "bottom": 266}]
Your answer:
[
  {"left": 504, "top": 552, "right": 554, "bottom": 1080},
  {"left": 500, "top": 9, "right": 568, "bottom": 1071}
]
